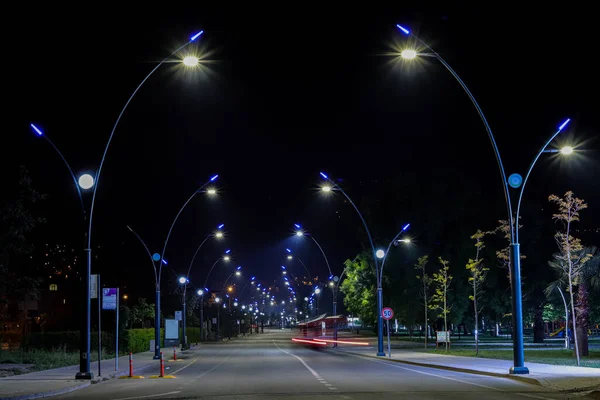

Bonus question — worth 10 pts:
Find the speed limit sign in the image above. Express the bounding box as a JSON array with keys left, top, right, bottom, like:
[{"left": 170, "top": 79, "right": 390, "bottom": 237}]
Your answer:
[{"left": 382, "top": 307, "right": 394, "bottom": 320}]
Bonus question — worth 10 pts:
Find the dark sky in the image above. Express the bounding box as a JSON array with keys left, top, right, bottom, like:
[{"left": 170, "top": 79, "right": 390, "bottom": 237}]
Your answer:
[{"left": 9, "top": 5, "right": 598, "bottom": 306}]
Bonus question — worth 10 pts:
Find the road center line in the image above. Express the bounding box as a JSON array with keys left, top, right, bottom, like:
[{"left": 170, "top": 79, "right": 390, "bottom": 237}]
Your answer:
[
  {"left": 113, "top": 391, "right": 181, "bottom": 400},
  {"left": 345, "top": 352, "right": 555, "bottom": 400},
  {"left": 273, "top": 339, "right": 321, "bottom": 380},
  {"left": 172, "top": 358, "right": 198, "bottom": 374}
]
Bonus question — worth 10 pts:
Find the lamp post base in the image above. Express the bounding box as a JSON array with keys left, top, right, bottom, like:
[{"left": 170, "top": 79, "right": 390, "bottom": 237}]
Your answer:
[
  {"left": 509, "top": 366, "right": 529, "bottom": 375},
  {"left": 376, "top": 351, "right": 385, "bottom": 357},
  {"left": 75, "top": 372, "right": 93, "bottom": 380}
]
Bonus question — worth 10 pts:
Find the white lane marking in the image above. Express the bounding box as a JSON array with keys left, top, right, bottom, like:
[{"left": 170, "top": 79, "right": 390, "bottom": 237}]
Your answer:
[
  {"left": 273, "top": 340, "right": 321, "bottom": 379},
  {"left": 329, "top": 387, "right": 338, "bottom": 390},
  {"left": 172, "top": 358, "right": 198, "bottom": 374},
  {"left": 346, "top": 352, "right": 556, "bottom": 400},
  {"left": 182, "top": 355, "right": 231, "bottom": 387},
  {"left": 113, "top": 391, "right": 181, "bottom": 400}
]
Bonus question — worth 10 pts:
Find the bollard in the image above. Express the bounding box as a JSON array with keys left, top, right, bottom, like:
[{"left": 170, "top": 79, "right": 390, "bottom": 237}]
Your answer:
[
  {"left": 159, "top": 352, "right": 164, "bottom": 377},
  {"left": 129, "top": 352, "right": 133, "bottom": 377},
  {"left": 173, "top": 347, "right": 177, "bottom": 361}
]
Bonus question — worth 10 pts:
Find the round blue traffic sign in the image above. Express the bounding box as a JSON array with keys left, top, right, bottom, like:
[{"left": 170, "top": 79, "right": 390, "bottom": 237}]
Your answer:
[
  {"left": 382, "top": 307, "right": 394, "bottom": 320},
  {"left": 152, "top": 253, "right": 161, "bottom": 262},
  {"left": 508, "top": 173, "right": 523, "bottom": 189}
]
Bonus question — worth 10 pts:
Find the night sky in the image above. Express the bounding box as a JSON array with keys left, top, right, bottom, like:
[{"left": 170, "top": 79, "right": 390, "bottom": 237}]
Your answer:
[{"left": 9, "top": 5, "right": 598, "bottom": 306}]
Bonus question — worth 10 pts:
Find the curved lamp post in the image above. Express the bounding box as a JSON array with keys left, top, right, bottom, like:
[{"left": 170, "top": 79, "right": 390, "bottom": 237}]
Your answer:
[
  {"left": 396, "top": 23, "right": 573, "bottom": 374},
  {"left": 319, "top": 171, "right": 389, "bottom": 356},
  {"left": 32, "top": 30, "right": 205, "bottom": 379},
  {"left": 200, "top": 252, "right": 231, "bottom": 340},
  {"left": 285, "top": 249, "right": 313, "bottom": 279},
  {"left": 128, "top": 173, "right": 217, "bottom": 358},
  {"left": 176, "top": 224, "right": 225, "bottom": 349},
  {"left": 292, "top": 224, "right": 332, "bottom": 276}
]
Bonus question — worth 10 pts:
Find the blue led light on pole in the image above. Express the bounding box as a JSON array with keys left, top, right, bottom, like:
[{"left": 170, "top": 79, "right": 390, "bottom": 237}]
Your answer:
[
  {"left": 395, "top": 23, "right": 574, "bottom": 375},
  {"left": 33, "top": 29, "right": 207, "bottom": 379},
  {"left": 319, "top": 172, "right": 386, "bottom": 356}
]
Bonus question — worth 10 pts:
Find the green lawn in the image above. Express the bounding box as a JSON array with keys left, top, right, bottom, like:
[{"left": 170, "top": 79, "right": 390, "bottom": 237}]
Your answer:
[{"left": 425, "top": 348, "right": 600, "bottom": 368}]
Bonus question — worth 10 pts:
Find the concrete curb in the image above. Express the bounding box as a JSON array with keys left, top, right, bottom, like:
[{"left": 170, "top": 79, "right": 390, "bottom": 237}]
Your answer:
[
  {"left": 0, "top": 382, "right": 91, "bottom": 400},
  {"left": 0, "top": 359, "right": 157, "bottom": 400},
  {"left": 335, "top": 349, "right": 543, "bottom": 387}
]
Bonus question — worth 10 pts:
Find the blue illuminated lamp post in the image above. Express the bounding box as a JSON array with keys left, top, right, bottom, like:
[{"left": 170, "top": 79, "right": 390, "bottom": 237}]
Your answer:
[
  {"left": 395, "top": 22, "right": 573, "bottom": 375},
  {"left": 292, "top": 224, "right": 332, "bottom": 277},
  {"left": 318, "top": 171, "right": 390, "bottom": 356},
  {"left": 179, "top": 224, "right": 225, "bottom": 348},
  {"left": 31, "top": 30, "right": 205, "bottom": 379},
  {"left": 285, "top": 249, "right": 313, "bottom": 279},
  {"left": 200, "top": 251, "right": 232, "bottom": 341}
]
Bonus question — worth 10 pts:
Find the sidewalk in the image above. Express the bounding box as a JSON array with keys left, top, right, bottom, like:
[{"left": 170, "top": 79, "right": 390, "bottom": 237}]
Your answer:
[
  {"left": 335, "top": 345, "right": 600, "bottom": 394},
  {"left": 0, "top": 351, "right": 159, "bottom": 400}
]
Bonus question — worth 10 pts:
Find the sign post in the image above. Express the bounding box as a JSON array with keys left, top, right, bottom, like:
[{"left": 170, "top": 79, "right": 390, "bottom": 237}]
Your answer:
[
  {"left": 115, "top": 288, "right": 119, "bottom": 371},
  {"left": 102, "top": 288, "right": 118, "bottom": 373},
  {"left": 382, "top": 307, "right": 394, "bottom": 358},
  {"left": 91, "top": 275, "right": 101, "bottom": 376}
]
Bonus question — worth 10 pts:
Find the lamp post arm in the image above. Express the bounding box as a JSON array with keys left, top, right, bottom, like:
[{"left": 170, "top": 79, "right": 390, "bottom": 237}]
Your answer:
[
  {"left": 33, "top": 129, "right": 86, "bottom": 218},
  {"left": 515, "top": 121, "right": 570, "bottom": 242},
  {"left": 410, "top": 33, "right": 514, "bottom": 242},
  {"left": 326, "top": 177, "right": 379, "bottom": 275},
  {"left": 203, "top": 259, "right": 222, "bottom": 290},
  {"left": 295, "top": 257, "right": 312, "bottom": 280},
  {"left": 158, "top": 176, "right": 216, "bottom": 286},
  {"left": 378, "top": 224, "right": 410, "bottom": 284},
  {"left": 185, "top": 235, "right": 211, "bottom": 279},
  {"left": 309, "top": 235, "right": 332, "bottom": 276},
  {"left": 87, "top": 40, "right": 195, "bottom": 251},
  {"left": 126, "top": 225, "right": 158, "bottom": 286}
]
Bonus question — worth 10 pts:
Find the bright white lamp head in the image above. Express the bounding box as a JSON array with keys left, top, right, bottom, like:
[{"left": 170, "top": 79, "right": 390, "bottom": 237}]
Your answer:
[
  {"left": 178, "top": 277, "right": 187, "bottom": 284},
  {"left": 560, "top": 146, "right": 574, "bottom": 155},
  {"left": 78, "top": 174, "right": 94, "bottom": 190},
  {"left": 376, "top": 249, "right": 385, "bottom": 259},
  {"left": 401, "top": 49, "right": 417, "bottom": 60},
  {"left": 183, "top": 56, "right": 199, "bottom": 66}
]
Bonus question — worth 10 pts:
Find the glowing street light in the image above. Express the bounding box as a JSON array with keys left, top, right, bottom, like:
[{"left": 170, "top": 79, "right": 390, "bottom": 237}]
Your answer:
[
  {"left": 207, "top": 188, "right": 217, "bottom": 195},
  {"left": 321, "top": 185, "right": 332, "bottom": 192},
  {"left": 400, "top": 49, "right": 417, "bottom": 59},
  {"left": 375, "top": 249, "right": 385, "bottom": 259},
  {"left": 197, "top": 289, "right": 203, "bottom": 296},
  {"left": 560, "top": 146, "right": 574, "bottom": 155},
  {"left": 178, "top": 277, "right": 187, "bottom": 284},
  {"left": 183, "top": 56, "right": 199, "bottom": 66},
  {"left": 78, "top": 174, "right": 94, "bottom": 190}
]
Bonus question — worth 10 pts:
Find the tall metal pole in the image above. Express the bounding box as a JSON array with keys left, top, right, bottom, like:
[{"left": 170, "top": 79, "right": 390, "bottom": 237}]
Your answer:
[
  {"left": 319, "top": 172, "right": 383, "bottom": 356},
  {"left": 200, "top": 295, "right": 205, "bottom": 341},
  {"left": 557, "top": 287, "right": 569, "bottom": 349},
  {"left": 97, "top": 275, "right": 101, "bottom": 377},
  {"left": 182, "top": 285, "right": 187, "bottom": 349},
  {"left": 395, "top": 25, "right": 528, "bottom": 373},
  {"left": 76, "top": 32, "right": 203, "bottom": 379}
]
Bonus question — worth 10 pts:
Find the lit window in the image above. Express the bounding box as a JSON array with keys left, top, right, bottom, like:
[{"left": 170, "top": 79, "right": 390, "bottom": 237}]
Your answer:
[{"left": 49, "top": 284, "right": 58, "bottom": 291}]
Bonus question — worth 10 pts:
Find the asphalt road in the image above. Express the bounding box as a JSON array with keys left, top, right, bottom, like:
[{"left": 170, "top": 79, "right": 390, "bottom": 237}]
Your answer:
[{"left": 54, "top": 330, "right": 588, "bottom": 400}]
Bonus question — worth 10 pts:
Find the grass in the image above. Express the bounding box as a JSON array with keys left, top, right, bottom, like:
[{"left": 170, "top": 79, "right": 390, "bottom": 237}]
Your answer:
[
  {"left": 0, "top": 347, "right": 118, "bottom": 372},
  {"left": 424, "top": 348, "right": 600, "bottom": 368}
]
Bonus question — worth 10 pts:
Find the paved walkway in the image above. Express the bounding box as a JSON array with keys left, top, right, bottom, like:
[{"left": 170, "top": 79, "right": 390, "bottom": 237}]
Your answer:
[
  {"left": 0, "top": 351, "right": 158, "bottom": 400},
  {"left": 336, "top": 344, "right": 600, "bottom": 394}
]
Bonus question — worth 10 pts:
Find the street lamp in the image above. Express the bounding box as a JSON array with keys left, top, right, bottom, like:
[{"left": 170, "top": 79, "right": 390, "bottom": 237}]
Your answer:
[
  {"left": 31, "top": 30, "right": 205, "bottom": 379},
  {"left": 200, "top": 253, "right": 231, "bottom": 341},
  {"left": 319, "top": 171, "right": 388, "bottom": 356},
  {"left": 396, "top": 23, "right": 573, "bottom": 375},
  {"left": 292, "top": 224, "right": 332, "bottom": 276},
  {"left": 183, "top": 56, "right": 199, "bottom": 66},
  {"left": 180, "top": 224, "right": 225, "bottom": 347},
  {"left": 284, "top": 249, "right": 312, "bottom": 279},
  {"left": 127, "top": 173, "right": 218, "bottom": 359}
]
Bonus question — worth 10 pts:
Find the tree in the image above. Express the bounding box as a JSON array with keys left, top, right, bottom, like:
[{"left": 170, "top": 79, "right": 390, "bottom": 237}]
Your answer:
[
  {"left": 430, "top": 257, "right": 452, "bottom": 350},
  {"left": 547, "top": 246, "right": 599, "bottom": 356},
  {"left": 130, "top": 298, "right": 156, "bottom": 328},
  {"left": 548, "top": 191, "right": 591, "bottom": 365},
  {"left": 0, "top": 166, "right": 46, "bottom": 321},
  {"left": 492, "top": 219, "right": 525, "bottom": 287},
  {"left": 466, "top": 230, "right": 489, "bottom": 355},
  {"left": 340, "top": 252, "right": 377, "bottom": 328},
  {"left": 414, "top": 255, "right": 431, "bottom": 348}
]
